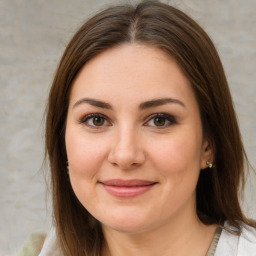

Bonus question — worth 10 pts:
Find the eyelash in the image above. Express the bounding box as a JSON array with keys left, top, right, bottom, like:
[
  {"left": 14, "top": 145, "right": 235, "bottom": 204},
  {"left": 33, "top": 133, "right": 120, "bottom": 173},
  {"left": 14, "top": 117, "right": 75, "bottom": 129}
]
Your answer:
[
  {"left": 144, "top": 113, "right": 177, "bottom": 128},
  {"left": 79, "top": 113, "right": 177, "bottom": 129},
  {"left": 79, "top": 113, "right": 111, "bottom": 129}
]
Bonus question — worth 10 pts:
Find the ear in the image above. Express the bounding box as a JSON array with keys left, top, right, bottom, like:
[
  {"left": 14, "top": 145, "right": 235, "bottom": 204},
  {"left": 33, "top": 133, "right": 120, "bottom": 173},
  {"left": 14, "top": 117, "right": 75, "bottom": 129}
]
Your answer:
[{"left": 200, "top": 139, "right": 214, "bottom": 170}]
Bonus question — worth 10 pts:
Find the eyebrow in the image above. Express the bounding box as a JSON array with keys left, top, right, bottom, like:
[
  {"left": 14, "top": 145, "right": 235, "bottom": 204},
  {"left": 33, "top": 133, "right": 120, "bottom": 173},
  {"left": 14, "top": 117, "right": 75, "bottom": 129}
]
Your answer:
[
  {"left": 72, "top": 97, "right": 185, "bottom": 110},
  {"left": 139, "top": 98, "right": 186, "bottom": 109},
  {"left": 73, "top": 98, "right": 112, "bottom": 109}
]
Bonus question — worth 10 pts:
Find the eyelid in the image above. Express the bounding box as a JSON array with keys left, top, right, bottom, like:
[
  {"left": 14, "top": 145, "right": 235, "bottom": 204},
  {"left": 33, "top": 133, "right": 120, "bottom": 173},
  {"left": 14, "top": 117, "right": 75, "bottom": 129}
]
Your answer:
[
  {"left": 78, "top": 112, "right": 176, "bottom": 129},
  {"left": 144, "top": 113, "right": 177, "bottom": 128},
  {"left": 79, "top": 113, "right": 112, "bottom": 128}
]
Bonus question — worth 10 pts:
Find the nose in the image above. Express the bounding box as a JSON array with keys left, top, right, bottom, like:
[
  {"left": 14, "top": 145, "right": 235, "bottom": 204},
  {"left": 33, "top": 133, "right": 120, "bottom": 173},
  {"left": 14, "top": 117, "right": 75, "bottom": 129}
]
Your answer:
[{"left": 108, "top": 127, "right": 146, "bottom": 170}]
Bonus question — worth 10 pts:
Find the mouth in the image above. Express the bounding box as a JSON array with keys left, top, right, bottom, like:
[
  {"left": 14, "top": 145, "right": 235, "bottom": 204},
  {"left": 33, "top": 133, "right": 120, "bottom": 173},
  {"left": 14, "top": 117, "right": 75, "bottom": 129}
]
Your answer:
[{"left": 99, "top": 179, "right": 158, "bottom": 198}]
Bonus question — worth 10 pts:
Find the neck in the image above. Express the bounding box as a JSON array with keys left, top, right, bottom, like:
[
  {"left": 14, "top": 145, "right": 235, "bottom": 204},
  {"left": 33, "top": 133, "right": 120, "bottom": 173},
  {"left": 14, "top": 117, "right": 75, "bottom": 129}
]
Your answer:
[{"left": 102, "top": 211, "right": 217, "bottom": 256}]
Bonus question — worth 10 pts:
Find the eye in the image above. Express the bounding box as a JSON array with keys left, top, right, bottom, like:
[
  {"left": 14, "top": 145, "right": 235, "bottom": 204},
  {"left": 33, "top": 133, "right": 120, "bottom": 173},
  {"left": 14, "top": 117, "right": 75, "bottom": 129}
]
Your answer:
[
  {"left": 145, "top": 113, "right": 176, "bottom": 128},
  {"left": 80, "top": 114, "right": 110, "bottom": 128}
]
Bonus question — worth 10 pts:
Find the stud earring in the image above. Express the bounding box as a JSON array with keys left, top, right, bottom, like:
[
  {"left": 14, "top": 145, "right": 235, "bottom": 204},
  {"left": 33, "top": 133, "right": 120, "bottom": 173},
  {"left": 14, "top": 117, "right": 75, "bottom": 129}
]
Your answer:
[
  {"left": 66, "top": 161, "right": 69, "bottom": 175},
  {"left": 206, "top": 161, "right": 214, "bottom": 168}
]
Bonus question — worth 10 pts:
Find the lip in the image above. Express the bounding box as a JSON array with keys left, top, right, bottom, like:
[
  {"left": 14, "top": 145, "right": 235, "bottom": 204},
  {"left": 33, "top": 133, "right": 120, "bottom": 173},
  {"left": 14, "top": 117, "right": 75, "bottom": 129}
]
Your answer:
[{"left": 99, "top": 179, "right": 157, "bottom": 198}]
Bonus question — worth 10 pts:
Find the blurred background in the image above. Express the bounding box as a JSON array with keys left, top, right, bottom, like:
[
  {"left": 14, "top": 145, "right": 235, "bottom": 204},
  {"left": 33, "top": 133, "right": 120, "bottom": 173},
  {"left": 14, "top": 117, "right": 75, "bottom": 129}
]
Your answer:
[{"left": 1, "top": 0, "right": 256, "bottom": 255}]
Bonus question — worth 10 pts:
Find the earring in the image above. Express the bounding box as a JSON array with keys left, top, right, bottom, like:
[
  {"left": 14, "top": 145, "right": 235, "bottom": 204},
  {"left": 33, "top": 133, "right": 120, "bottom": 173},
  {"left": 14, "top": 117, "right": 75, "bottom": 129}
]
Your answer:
[
  {"left": 66, "top": 161, "right": 69, "bottom": 175},
  {"left": 206, "top": 161, "right": 214, "bottom": 168}
]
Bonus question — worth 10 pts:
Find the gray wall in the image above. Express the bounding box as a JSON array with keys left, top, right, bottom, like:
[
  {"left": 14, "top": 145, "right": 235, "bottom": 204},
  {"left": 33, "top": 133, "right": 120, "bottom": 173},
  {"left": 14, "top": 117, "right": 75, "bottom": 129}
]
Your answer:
[{"left": 1, "top": 0, "right": 256, "bottom": 255}]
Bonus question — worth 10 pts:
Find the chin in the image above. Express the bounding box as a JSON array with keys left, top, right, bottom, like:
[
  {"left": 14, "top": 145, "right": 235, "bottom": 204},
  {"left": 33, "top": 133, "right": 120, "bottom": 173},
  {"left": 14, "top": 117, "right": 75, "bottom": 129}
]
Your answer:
[
  {"left": 103, "top": 222, "right": 149, "bottom": 234},
  {"left": 100, "top": 213, "right": 156, "bottom": 234}
]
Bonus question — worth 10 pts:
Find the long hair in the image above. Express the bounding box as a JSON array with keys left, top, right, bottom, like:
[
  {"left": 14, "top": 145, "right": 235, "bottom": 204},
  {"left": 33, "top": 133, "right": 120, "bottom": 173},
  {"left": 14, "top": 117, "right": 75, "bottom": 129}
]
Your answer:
[{"left": 45, "top": 1, "right": 254, "bottom": 255}]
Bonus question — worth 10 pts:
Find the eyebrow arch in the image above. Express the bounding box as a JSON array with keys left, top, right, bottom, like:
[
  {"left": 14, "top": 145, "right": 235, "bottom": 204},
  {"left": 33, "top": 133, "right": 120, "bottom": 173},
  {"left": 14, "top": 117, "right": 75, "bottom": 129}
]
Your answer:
[
  {"left": 73, "top": 98, "right": 112, "bottom": 110},
  {"left": 139, "top": 98, "right": 186, "bottom": 109}
]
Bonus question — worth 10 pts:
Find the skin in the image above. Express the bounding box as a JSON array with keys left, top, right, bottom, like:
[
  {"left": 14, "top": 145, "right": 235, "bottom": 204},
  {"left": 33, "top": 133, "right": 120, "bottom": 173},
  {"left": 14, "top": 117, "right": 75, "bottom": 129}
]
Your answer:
[{"left": 65, "top": 44, "right": 216, "bottom": 256}]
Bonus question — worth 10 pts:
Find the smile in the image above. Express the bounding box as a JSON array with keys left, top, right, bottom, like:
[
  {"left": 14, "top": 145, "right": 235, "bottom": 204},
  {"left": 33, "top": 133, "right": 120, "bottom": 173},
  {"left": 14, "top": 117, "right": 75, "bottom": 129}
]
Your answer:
[{"left": 99, "top": 179, "right": 157, "bottom": 198}]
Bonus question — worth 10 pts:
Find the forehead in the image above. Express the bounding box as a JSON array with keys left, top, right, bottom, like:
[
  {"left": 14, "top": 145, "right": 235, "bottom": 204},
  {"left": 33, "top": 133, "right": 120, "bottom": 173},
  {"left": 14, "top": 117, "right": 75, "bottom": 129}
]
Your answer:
[{"left": 70, "top": 44, "right": 197, "bottom": 108}]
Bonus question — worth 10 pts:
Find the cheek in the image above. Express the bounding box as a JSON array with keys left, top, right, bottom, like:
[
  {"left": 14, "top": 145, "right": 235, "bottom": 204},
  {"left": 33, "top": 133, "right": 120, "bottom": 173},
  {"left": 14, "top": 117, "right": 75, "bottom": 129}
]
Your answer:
[
  {"left": 148, "top": 132, "right": 202, "bottom": 176},
  {"left": 65, "top": 131, "right": 110, "bottom": 209},
  {"left": 148, "top": 133, "right": 202, "bottom": 209},
  {"left": 65, "top": 130, "right": 109, "bottom": 177}
]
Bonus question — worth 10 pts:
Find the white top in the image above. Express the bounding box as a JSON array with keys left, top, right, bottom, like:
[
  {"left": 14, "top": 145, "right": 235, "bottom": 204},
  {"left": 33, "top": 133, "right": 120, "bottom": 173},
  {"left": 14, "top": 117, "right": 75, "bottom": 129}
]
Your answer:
[
  {"left": 39, "top": 228, "right": 61, "bottom": 256},
  {"left": 39, "top": 222, "right": 256, "bottom": 256},
  {"left": 215, "top": 222, "right": 256, "bottom": 256}
]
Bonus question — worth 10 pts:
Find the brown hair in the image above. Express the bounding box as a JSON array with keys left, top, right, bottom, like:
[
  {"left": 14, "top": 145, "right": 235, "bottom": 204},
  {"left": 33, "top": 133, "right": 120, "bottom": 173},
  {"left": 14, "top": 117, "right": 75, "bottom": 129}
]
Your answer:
[{"left": 45, "top": 1, "right": 254, "bottom": 255}]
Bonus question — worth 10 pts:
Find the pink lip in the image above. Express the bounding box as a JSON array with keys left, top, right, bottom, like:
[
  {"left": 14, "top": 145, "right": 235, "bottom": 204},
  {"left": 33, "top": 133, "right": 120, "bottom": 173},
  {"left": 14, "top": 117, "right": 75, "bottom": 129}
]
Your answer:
[{"left": 99, "top": 179, "right": 157, "bottom": 198}]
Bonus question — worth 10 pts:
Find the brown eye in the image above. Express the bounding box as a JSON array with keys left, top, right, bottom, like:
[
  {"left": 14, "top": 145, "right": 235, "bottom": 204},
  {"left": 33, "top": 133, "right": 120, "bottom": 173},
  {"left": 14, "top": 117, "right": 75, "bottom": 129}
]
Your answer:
[
  {"left": 80, "top": 114, "right": 110, "bottom": 128},
  {"left": 92, "top": 116, "right": 105, "bottom": 126},
  {"left": 145, "top": 113, "right": 176, "bottom": 128},
  {"left": 153, "top": 117, "right": 166, "bottom": 126}
]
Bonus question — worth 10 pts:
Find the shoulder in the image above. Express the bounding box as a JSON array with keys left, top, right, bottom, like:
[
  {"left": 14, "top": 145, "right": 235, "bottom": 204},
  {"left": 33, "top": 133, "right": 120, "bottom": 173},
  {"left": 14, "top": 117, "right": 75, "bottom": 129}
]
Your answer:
[
  {"left": 237, "top": 223, "right": 256, "bottom": 255},
  {"left": 14, "top": 228, "right": 61, "bottom": 256},
  {"left": 38, "top": 227, "right": 62, "bottom": 256},
  {"left": 14, "top": 233, "right": 46, "bottom": 256},
  {"left": 215, "top": 221, "right": 256, "bottom": 256}
]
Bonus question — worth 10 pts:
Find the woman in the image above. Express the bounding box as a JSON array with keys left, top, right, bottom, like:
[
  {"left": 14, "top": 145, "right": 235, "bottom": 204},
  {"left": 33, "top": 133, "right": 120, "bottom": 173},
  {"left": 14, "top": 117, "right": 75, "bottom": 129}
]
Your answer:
[{"left": 39, "top": 1, "right": 256, "bottom": 255}]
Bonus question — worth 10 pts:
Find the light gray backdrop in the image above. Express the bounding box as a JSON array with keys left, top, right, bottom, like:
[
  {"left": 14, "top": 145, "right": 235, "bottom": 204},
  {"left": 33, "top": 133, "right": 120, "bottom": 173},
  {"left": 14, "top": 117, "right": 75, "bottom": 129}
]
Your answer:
[{"left": 1, "top": 0, "right": 256, "bottom": 255}]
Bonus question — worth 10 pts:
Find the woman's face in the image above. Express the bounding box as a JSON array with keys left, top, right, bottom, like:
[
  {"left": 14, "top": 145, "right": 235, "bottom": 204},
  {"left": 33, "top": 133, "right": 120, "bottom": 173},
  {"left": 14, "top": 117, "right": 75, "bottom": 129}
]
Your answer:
[{"left": 65, "top": 44, "right": 212, "bottom": 234}]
